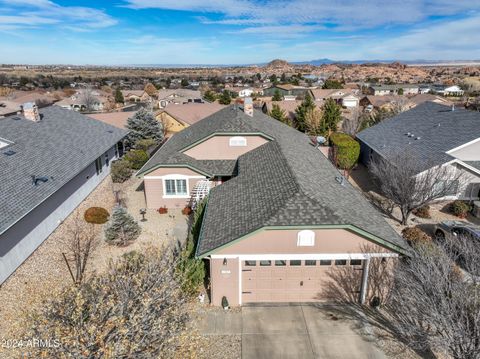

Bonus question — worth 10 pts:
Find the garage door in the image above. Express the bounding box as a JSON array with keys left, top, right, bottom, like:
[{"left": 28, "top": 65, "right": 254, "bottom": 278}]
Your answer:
[{"left": 241, "top": 259, "right": 363, "bottom": 303}]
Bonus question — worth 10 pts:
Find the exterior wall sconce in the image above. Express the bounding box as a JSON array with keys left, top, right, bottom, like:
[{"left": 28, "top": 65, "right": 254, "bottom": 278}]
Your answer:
[{"left": 223, "top": 258, "right": 227, "bottom": 266}]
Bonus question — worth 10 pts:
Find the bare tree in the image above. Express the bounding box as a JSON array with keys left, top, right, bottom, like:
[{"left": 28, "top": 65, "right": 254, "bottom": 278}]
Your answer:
[
  {"left": 80, "top": 87, "right": 99, "bottom": 112},
  {"left": 369, "top": 151, "right": 463, "bottom": 225},
  {"left": 61, "top": 213, "right": 99, "bottom": 284},
  {"left": 30, "top": 246, "right": 191, "bottom": 358},
  {"left": 390, "top": 95, "right": 411, "bottom": 114},
  {"left": 386, "top": 239, "right": 480, "bottom": 359},
  {"left": 341, "top": 107, "right": 367, "bottom": 136}
]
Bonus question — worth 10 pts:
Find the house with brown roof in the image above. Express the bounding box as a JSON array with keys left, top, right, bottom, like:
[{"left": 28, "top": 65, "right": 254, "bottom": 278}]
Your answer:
[
  {"left": 309, "top": 89, "right": 359, "bottom": 108},
  {"left": 122, "top": 90, "right": 152, "bottom": 103},
  {"left": 261, "top": 100, "right": 307, "bottom": 122},
  {"left": 87, "top": 111, "right": 137, "bottom": 129},
  {"left": 136, "top": 104, "right": 407, "bottom": 306},
  {"left": 156, "top": 102, "right": 225, "bottom": 136},
  {"left": 263, "top": 84, "right": 308, "bottom": 98}
]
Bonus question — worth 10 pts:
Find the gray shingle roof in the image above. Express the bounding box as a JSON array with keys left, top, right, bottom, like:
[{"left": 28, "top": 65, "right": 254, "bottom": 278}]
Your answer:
[
  {"left": 139, "top": 106, "right": 406, "bottom": 254},
  {"left": 0, "top": 106, "right": 128, "bottom": 234},
  {"left": 357, "top": 102, "right": 480, "bottom": 172}
]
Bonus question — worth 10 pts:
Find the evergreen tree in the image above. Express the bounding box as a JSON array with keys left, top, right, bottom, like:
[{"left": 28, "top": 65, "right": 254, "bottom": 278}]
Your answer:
[
  {"left": 181, "top": 78, "right": 189, "bottom": 87},
  {"left": 322, "top": 79, "right": 344, "bottom": 89},
  {"left": 321, "top": 98, "right": 342, "bottom": 136},
  {"left": 294, "top": 92, "right": 316, "bottom": 132},
  {"left": 126, "top": 108, "right": 164, "bottom": 145},
  {"left": 269, "top": 103, "right": 288, "bottom": 124},
  {"left": 280, "top": 72, "right": 287, "bottom": 83},
  {"left": 272, "top": 89, "right": 282, "bottom": 101},
  {"left": 114, "top": 87, "right": 124, "bottom": 103},
  {"left": 144, "top": 83, "right": 157, "bottom": 96},
  {"left": 218, "top": 90, "right": 232, "bottom": 105},
  {"left": 104, "top": 206, "right": 141, "bottom": 246},
  {"left": 269, "top": 74, "right": 278, "bottom": 84},
  {"left": 203, "top": 90, "right": 216, "bottom": 102}
]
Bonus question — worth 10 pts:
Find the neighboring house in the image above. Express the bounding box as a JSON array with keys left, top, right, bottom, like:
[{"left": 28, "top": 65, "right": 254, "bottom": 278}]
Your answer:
[
  {"left": 263, "top": 84, "right": 308, "bottom": 98},
  {"left": 0, "top": 105, "right": 128, "bottom": 284},
  {"left": 367, "top": 84, "right": 419, "bottom": 96},
  {"left": 136, "top": 105, "right": 408, "bottom": 306},
  {"left": 87, "top": 111, "right": 137, "bottom": 129},
  {"left": 309, "top": 89, "right": 359, "bottom": 108},
  {"left": 360, "top": 95, "right": 402, "bottom": 111},
  {"left": 56, "top": 90, "right": 107, "bottom": 111},
  {"left": 0, "top": 99, "right": 21, "bottom": 118},
  {"left": 156, "top": 102, "right": 225, "bottom": 136},
  {"left": 408, "top": 94, "right": 453, "bottom": 107},
  {"left": 261, "top": 100, "right": 305, "bottom": 122},
  {"left": 122, "top": 90, "right": 153, "bottom": 103},
  {"left": 228, "top": 87, "right": 255, "bottom": 98},
  {"left": 357, "top": 102, "right": 480, "bottom": 200},
  {"left": 157, "top": 89, "right": 202, "bottom": 109},
  {"left": 2, "top": 90, "right": 57, "bottom": 108},
  {"left": 437, "top": 85, "right": 464, "bottom": 97}
]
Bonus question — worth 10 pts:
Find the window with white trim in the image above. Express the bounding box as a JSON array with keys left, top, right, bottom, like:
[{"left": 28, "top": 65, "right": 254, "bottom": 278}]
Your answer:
[
  {"left": 297, "top": 230, "right": 315, "bottom": 246},
  {"left": 164, "top": 179, "right": 188, "bottom": 196},
  {"left": 229, "top": 136, "right": 247, "bottom": 147}
]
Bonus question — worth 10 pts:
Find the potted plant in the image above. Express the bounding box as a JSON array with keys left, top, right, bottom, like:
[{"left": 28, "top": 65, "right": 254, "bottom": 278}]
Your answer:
[
  {"left": 157, "top": 206, "right": 168, "bottom": 214},
  {"left": 222, "top": 296, "right": 229, "bottom": 310},
  {"left": 181, "top": 206, "right": 192, "bottom": 215}
]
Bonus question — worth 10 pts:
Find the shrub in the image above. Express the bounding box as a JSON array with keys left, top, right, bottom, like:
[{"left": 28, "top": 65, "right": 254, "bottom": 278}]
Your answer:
[
  {"left": 182, "top": 206, "right": 192, "bottom": 215},
  {"left": 135, "top": 138, "right": 157, "bottom": 152},
  {"left": 450, "top": 200, "right": 471, "bottom": 218},
  {"left": 104, "top": 206, "right": 141, "bottom": 246},
  {"left": 111, "top": 159, "right": 133, "bottom": 183},
  {"left": 84, "top": 207, "right": 109, "bottom": 224},
  {"left": 402, "top": 227, "right": 431, "bottom": 245},
  {"left": 158, "top": 206, "right": 168, "bottom": 214},
  {"left": 330, "top": 132, "right": 360, "bottom": 171},
  {"left": 413, "top": 205, "right": 431, "bottom": 219},
  {"left": 124, "top": 149, "right": 149, "bottom": 170}
]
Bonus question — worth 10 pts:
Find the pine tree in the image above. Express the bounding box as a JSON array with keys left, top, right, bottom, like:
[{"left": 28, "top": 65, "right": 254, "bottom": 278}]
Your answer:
[
  {"left": 114, "top": 88, "right": 124, "bottom": 103},
  {"left": 294, "top": 92, "right": 316, "bottom": 132},
  {"left": 104, "top": 206, "right": 141, "bottom": 246},
  {"left": 126, "top": 108, "right": 164, "bottom": 145},
  {"left": 218, "top": 90, "right": 232, "bottom": 105},
  {"left": 269, "top": 103, "right": 288, "bottom": 124},
  {"left": 272, "top": 89, "right": 282, "bottom": 101},
  {"left": 321, "top": 98, "right": 342, "bottom": 136},
  {"left": 203, "top": 90, "right": 216, "bottom": 102}
]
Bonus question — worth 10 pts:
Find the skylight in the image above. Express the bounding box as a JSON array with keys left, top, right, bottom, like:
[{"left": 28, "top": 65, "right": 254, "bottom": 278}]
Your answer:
[{"left": 0, "top": 139, "right": 12, "bottom": 149}]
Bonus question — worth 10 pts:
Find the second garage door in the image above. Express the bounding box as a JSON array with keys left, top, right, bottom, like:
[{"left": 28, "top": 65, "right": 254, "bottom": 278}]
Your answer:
[{"left": 241, "top": 259, "right": 363, "bottom": 303}]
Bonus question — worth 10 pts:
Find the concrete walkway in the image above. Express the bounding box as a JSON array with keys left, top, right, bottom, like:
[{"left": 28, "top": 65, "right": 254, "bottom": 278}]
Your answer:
[{"left": 200, "top": 304, "right": 386, "bottom": 359}]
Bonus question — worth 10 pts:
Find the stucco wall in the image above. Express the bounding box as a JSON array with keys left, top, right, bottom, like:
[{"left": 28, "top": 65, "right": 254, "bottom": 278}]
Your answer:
[
  {"left": 183, "top": 135, "right": 269, "bottom": 160},
  {"left": 211, "top": 257, "right": 239, "bottom": 307},
  {"left": 0, "top": 145, "right": 117, "bottom": 284},
  {"left": 215, "top": 228, "right": 390, "bottom": 255},
  {"left": 156, "top": 112, "right": 187, "bottom": 136},
  {"left": 143, "top": 167, "right": 207, "bottom": 209}
]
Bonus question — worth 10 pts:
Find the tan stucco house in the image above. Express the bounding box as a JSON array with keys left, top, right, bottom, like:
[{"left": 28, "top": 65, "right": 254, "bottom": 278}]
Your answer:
[{"left": 137, "top": 104, "right": 408, "bottom": 306}]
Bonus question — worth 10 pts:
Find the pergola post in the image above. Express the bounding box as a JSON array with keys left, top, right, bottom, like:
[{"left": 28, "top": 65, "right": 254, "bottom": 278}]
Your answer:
[{"left": 360, "top": 257, "right": 371, "bottom": 305}]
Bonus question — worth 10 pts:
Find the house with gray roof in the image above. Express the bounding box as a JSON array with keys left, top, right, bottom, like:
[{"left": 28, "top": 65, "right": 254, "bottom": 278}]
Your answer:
[
  {"left": 137, "top": 103, "right": 407, "bottom": 306},
  {"left": 357, "top": 102, "right": 480, "bottom": 200},
  {"left": 0, "top": 104, "right": 128, "bottom": 284}
]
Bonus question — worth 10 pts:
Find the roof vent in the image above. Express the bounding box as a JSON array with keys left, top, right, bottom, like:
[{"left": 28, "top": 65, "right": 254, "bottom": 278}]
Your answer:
[
  {"left": 405, "top": 132, "right": 410, "bottom": 136},
  {"left": 415, "top": 137, "right": 421, "bottom": 140},
  {"left": 3, "top": 149, "right": 16, "bottom": 156},
  {"left": 12, "top": 116, "right": 21, "bottom": 121},
  {"left": 451, "top": 104, "right": 455, "bottom": 112},
  {"left": 335, "top": 175, "right": 346, "bottom": 186},
  {"left": 31, "top": 175, "right": 49, "bottom": 186},
  {"left": 107, "top": 130, "right": 114, "bottom": 133}
]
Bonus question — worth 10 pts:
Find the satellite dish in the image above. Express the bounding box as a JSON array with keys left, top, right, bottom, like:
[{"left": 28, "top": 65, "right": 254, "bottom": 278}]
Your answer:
[{"left": 316, "top": 136, "right": 326, "bottom": 145}]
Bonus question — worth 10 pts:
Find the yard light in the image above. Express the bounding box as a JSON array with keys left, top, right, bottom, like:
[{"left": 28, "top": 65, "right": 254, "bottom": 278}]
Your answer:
[{"left": 140, "top": 208, "right": 147, "bottom": 222}]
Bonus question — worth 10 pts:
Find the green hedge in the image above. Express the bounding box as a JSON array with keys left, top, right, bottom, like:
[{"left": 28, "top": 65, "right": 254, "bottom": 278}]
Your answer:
[{"left": 330, "top": 132, "right": 360, "bottom": 170}]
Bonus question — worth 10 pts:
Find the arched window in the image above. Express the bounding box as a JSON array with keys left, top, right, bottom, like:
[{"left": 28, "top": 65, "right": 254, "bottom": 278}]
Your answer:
[
  {"left": 229, "top": 136, "right": 247, "bottom": 147},
  {"left": 297, "top": 230, "right": 315, "bottom": 246}
]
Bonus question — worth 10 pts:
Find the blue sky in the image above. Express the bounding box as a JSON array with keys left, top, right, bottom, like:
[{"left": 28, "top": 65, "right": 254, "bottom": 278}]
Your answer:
[{"left": 0, "top": 0, "right": 479, "bottom": 65}]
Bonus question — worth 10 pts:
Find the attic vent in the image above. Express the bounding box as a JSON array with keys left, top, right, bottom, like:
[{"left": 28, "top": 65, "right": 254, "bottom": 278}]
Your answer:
[
  {"left": 31, "top": 175, "right": 50, "bottom": 186},
  {"left": 12, "top": 117, "right": 21, "bottom": 121},
  {"left": 107, "top": 130, "right": 114, "bottom": 133},
  {"left": 3, "top": 149, "right": 16, "bottom": 156}
]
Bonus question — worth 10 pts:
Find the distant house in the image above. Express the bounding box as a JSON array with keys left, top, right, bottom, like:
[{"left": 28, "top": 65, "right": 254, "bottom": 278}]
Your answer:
[
  {"left": 357, "top": 102, "right": 480, "bottom": 201},
  {"left": 56, "top": 89, "right": 107, "bottom": 111},
  {"left": 367, "top": 84, "right": 419, "bottom": 96},
  {"left": 408, "top": 94, "right": 452, "bottom": 107},
  {"left": 263, "top": 84, "right": 308, "bottom": 98},
  {"left": 87, "top": 111, "right": 137, "bottom": 129},
  {"left": 0, "top": 105, "right": 128, "bottom": 284},
  {"left": 360, "top": 95, "right": 400, "bottom": 111},
  {"left": 156, "top": 102, "right": 225, "bottom": 136},
  {"left": 228, "top": 87, "right": 255, "bottom": 98},
  {"left": 157, "top": 89, "right": 202, "bottom": 109},
  {"left": 261, "top": 100, "right": 304, "bottom": 122},
  {"left": 309, "top": 89, "right": 359, "bottom": 108},
  {"left": 122, "top": 90, "right": 152, "bottom": 103},
  {"left": 437, "top": 85, "right": 464, "bottom": 97}
]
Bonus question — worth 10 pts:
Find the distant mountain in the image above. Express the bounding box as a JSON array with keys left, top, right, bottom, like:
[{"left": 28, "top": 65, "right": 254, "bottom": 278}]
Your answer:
[{"left": 292, "top": 59, "right": 480, "bottom": 66}]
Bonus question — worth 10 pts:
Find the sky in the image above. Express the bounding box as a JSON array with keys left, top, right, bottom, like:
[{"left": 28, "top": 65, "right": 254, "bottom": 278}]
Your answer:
[{"left": 0, "top": 0, "right": 479, "bottom": 65}]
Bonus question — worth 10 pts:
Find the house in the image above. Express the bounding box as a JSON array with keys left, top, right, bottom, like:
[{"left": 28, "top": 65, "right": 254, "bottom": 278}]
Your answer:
[
  {"left": 157, "top": 89, "right": 202, "bottom": 109},
  {"left": 357, "top": 102, "right": 480, "bottom": 200},
  {"left": 437, "top": 85, "right": 464, "bottom": 97},
  {"left": 0, "top": 99, "right": 21, "bottom": 118},
  {"left": 87, "top": 111, "right": 137, "bottom": 129},
  {"left": 309, "top": 89, "right": 359, "bottom": 108},
  {"left": 136, "top": 105, "right": 408, "bottom": 306},
  {"left": 407, "top": 94, "right": 452, "bottom": 107},
  {"left": 360, "top": 95, "right": 401, "bottom": 111},
  {"left": 228, "top": 87, "right": 255, "bottom": 98},
  {"left": 367, "top": 84, "right": 419, "bottom": 96},
  {"left": 263, "top": 84, "right": 308, "bottom": 98},
  {"left": 261, "top": 100, "right": 306, "bottom": 122},
  {"left": 0, "top": 104, "right": 128, "bottom": 284},
  {"left": 122, "top": 90, "right": 152, "bottom": 103},
  {"left": 56, "top": 89, "right": 107, "bottom": 112},
  {"left": 155, "top": 102, "right": 225, "bottom": 136}
]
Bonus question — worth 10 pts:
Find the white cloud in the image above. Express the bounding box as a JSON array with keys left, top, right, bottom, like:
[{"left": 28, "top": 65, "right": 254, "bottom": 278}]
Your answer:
[{"left": 0, "top": 0, "right": 117, "bottom": 30}]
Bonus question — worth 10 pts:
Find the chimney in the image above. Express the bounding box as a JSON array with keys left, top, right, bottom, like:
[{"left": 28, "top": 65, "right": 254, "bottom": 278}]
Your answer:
[
  {"left": 22, "top": 102, "right": 40, "bottom": 122},
  {"left": 243, "top": 97, "right": 253, "bottom": 117}
]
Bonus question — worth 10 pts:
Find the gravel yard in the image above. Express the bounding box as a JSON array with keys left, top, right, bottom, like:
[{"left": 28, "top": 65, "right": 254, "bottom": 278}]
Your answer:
[{"left": 0, "top": 175, "right": 188, "bottom": 359}]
